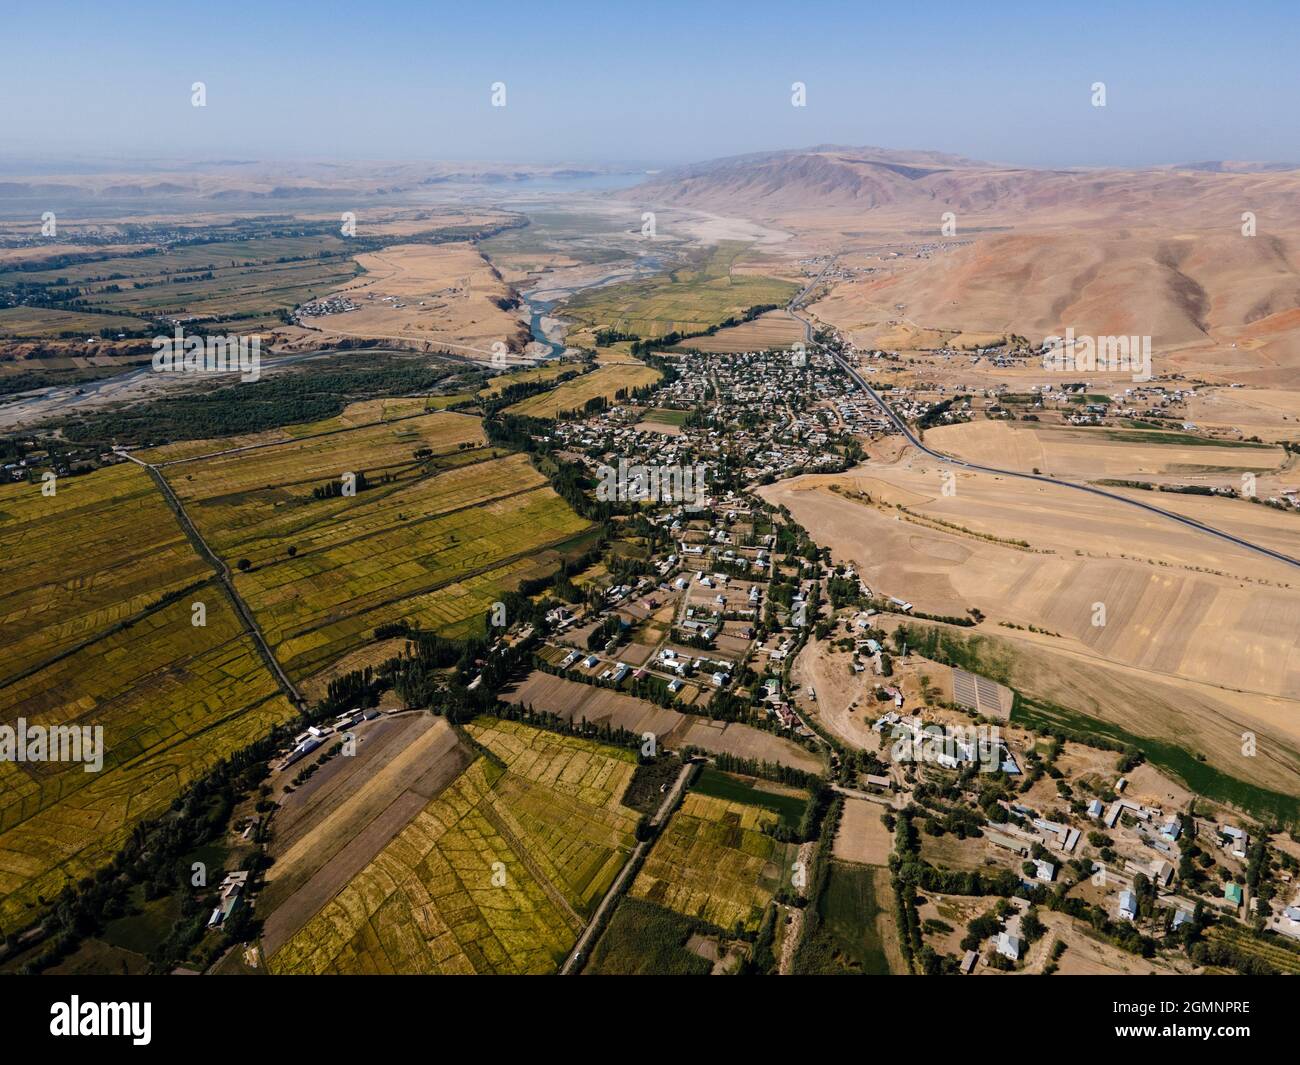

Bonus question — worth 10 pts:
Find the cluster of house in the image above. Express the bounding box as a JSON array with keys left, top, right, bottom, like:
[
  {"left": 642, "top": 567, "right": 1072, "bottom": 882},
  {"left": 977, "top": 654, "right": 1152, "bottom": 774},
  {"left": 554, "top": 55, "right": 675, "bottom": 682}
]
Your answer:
[
  {"left": 292, "top": 294, "right": 358, "bottom": 321},
  {"left": 548, "top": 349, "right": 866, "bottom": 486}
]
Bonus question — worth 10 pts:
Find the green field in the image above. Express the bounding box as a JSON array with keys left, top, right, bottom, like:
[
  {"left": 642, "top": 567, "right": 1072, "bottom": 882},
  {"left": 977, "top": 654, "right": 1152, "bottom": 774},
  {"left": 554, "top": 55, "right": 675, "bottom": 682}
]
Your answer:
[
  {"left": 1091, "top": 428, "right": 1275, "bottom": 449},
  {"left": 692, "top": 767, "right": 809, "bottom": 831},
  {"left": 792, "top": 861, "right": 892, "bottom": 975},
  {"left": 559, "top": 242, "right": 798, "bottom": 340},
  {"left": 584, "top": 897, "right": 713, "bottom": 975},
  {"left": 641, "top": 407, "right": 690, "bottom": 426},
  {"left": 1206, "top": 924, "right": 1300, "bottom": 975}
]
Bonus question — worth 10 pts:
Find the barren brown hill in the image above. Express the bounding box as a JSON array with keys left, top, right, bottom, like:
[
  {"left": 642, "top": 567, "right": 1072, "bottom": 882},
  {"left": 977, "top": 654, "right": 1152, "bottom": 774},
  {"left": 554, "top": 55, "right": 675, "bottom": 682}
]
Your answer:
[
  {"left": 630, "top": 146, "right": 1300, "bottom": 231},
  {"left": 630, "top": 147, "right": 1300, "bottom": 381},
  {"left": 812, "top": 229, "right": 1300, "bottom": 380}
]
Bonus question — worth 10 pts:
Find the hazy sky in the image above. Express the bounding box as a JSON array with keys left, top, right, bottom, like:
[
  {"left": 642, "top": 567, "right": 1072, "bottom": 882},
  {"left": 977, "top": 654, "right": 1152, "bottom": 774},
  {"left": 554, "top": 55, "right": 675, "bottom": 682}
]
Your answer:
[{"left": 5, "top": 0, "right": 1298, "bottom": 169}]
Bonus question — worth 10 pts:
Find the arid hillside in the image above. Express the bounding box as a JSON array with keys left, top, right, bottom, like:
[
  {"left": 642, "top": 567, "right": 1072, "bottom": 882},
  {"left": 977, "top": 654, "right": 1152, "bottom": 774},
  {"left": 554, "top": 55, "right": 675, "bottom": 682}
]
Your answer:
[{"left": 630, "top": 146, "right": 1300, "bottom": 382}]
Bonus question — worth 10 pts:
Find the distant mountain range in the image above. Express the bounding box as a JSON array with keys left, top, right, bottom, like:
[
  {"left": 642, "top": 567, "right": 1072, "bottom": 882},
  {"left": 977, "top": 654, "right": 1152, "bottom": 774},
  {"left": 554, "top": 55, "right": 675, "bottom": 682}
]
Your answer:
[
  {"left": 625, "top": 145, "right": 1300, "bottom": 228},
  {"left": 624, "top": 146, "right": 1300, "bottom": 382}
]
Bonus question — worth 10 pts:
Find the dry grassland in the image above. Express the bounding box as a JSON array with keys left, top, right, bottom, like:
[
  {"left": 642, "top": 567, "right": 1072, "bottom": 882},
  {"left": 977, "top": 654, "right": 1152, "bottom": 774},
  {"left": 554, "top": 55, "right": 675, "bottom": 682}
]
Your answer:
[
  {"left": 760, "top": 459, "right": 1300, "bottom": 800},
  {"left": 303, "top": 242, "right": 530, "bottom": 356}
]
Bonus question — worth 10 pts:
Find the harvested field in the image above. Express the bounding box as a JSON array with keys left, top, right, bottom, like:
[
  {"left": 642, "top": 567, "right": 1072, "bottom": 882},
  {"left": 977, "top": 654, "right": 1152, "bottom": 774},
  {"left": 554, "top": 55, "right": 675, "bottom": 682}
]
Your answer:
[
  {"left": 833, "top": 796, "right": 894, "bottom": 865},
  {"left": 670, "top": 310, "right": 806, "bottom": 353},
  {"left": 502, "top": 671, "right": 824, "bottom": 773},
  {"left": 260, "top": 715, "right": 473, "bottom": 955},
  {"left": 927, "top": 420, "right": 1284, "bottom": 483}
]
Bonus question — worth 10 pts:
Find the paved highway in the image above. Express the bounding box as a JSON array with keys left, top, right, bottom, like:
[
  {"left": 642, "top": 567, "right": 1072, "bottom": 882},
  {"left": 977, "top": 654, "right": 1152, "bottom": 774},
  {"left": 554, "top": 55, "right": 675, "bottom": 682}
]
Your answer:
[
  {"left": 827, "top": 349, "right": 1300, "bottom": 570},
  {"left": 782, "top": 279, "right": 1298, "bottom": 570}
]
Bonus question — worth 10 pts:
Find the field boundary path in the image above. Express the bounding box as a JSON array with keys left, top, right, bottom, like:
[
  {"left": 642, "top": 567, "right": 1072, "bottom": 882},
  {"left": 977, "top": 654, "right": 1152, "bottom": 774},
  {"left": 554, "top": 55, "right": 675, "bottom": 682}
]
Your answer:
[
  {"left": 559, "top": 759, "right": 693, "bottom": 975},
  {"left": 117, "top": 449, "right": 306, "bottom": 709}
]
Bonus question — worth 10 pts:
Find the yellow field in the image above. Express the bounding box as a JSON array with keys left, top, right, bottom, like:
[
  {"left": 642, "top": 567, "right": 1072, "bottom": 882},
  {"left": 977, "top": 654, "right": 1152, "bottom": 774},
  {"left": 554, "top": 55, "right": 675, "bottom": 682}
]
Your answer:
[
  {"left": 268, "top": 721, "right": 639, "bottom": 974},
  {"left": 247, "top": 478, "right": 592, "bottom": 678},
  {"left": 0, "top": 463, "right": 209, "bottom": 683},
  {"left": 136, "top": 397, "right": 472, "bottom": 464},
  {"left": 166, "top": 410, "right": 484, "bottom": 503},
  {"left": 157, "top": 414, "right": 592, "bottom": 679},
  {"left": 478, "top": 362, "right": 575, "bottom": 398},
  {"left": 94, "top": 414, "right": 544, "bottom": 689},
  {"left": 0, "top": 589, "right": 294, "bottom": 931},
  {"left": 670, "top": 310, "right": 806, "bottom": 353},
  {"left": 504, "top": 363, "right": 660, "bottom": 419},
  {"left": 631, "top": 792, "right": 793, "bottom": 934}
]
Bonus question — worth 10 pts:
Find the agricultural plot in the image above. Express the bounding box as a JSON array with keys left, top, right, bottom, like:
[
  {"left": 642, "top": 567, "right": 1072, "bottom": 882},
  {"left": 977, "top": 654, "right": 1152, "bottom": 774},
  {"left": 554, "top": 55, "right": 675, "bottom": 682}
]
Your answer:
[
  {"left": 669, "top": 310, "right": 806, "bottom": 353},
  {"left": 478, "top": 361, "right": 575, "bottom": 398},
  {"left": 0, "top": 462, "right": 209, "bottom": 684},
  {"left": 231, "top": 475, "right": 588, "bottom": 679},
  {"left": 268, "top": 721, "right": 640, "bottom": 975},
  {"left": 0, "top": 307, "right": 149, "bottom": 338},
  {"left": 584, "top": 897, "right": 713, "bottom": 975},
  {"left": 1205, "top": 925, "right": 1300, "bottom": 975},
  {"left": 167, "top": 411, "right": 484, "bottom": 511},
  {"left": 165, "top": 418, "right": 592, "bottom": 679},
  {"left": 0, "top": 589, "right": 294, "bottom": 932},
  {"left": 504, "top": 363, "right": 660, "bottom": 419},
  {"left": 792, "top": 862, "right": 894, "bottom": 975},
  {"left": 926, "top": 420, "right": 1284, "bottom": 485},
  {"left": 259, "top": 716, "right": 475, "bottom": 956},
  {"left": 0, "top": 236, "right": 360, "bottom": 325},
  {"left": 691, "top": 767, "right": 810, "bottom": 832},
  {"left": 502, "top": 671, "right": 825, "bottom": 773},
  {"left": 559, "top": 242, "right": 798, "bottom": 341},
  {"left": 136, "top": 397, "right": 478, "bottom": 464},
  {"left": 631, "top": 790, "right": 797, "bottom": 934}
]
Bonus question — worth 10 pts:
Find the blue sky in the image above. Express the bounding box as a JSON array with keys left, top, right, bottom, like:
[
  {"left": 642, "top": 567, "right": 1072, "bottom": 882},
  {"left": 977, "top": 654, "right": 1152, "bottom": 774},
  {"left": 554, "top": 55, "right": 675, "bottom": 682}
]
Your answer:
[{"left": 4, "top": 0, "right": 1297, "bottom": 168}]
